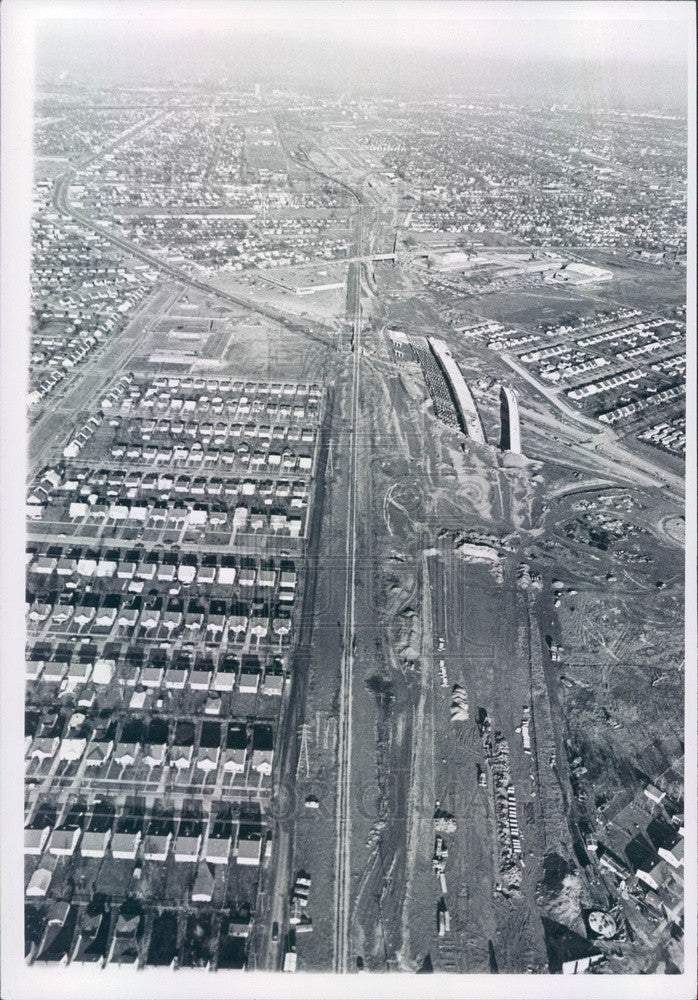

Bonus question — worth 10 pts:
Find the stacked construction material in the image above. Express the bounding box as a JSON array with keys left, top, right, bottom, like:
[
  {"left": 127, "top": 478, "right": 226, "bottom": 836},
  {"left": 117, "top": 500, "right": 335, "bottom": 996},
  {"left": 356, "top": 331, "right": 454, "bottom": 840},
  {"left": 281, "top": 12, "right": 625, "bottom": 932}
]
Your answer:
[
  {"left": 507, "top": 785, "right": 522, "bottom": 857},
  {"left": 433, "top": 836, "right": 448, "bottom": 894},
  {"left": 450, "top": 684, "right": 469, "bottom": 721},
  {"left": 289, "top": 872, "right": 313, "bottom": 932},
  {"left": 437, "top": 898, "right": 451, "bottom": 936}
]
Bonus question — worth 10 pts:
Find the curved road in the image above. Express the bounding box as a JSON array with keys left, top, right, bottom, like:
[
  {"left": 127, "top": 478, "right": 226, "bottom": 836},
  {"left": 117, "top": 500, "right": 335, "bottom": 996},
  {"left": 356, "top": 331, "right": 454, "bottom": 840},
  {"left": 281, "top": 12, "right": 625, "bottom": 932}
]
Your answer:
[
  {"left": 499, "top": 351, "right": 683, "bottom": 497},
  {"left": 52, "top": 177, "right": 333, "bottom": 349}
]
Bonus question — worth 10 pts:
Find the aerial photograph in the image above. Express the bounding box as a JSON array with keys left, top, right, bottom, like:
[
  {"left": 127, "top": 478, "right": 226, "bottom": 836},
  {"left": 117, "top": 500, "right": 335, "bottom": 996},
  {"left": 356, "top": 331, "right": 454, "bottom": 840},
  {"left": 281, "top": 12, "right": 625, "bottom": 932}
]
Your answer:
[{"left": 3, "top": 0, "right": 694, "bottom": 996}]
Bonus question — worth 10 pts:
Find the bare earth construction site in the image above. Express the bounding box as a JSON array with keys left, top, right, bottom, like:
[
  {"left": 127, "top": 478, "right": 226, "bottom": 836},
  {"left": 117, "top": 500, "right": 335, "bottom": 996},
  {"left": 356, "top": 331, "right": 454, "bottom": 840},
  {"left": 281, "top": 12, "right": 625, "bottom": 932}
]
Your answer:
[{"left": 21, "top": 26, "right": 687, "bottom": 983}]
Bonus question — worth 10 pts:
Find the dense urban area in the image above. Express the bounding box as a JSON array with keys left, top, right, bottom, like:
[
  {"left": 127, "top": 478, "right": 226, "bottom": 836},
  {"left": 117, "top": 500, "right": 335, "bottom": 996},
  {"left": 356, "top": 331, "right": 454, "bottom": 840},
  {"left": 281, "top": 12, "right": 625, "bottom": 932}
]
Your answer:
[{"left": 24, "top": 80, "right": 686, "bottom": 979}]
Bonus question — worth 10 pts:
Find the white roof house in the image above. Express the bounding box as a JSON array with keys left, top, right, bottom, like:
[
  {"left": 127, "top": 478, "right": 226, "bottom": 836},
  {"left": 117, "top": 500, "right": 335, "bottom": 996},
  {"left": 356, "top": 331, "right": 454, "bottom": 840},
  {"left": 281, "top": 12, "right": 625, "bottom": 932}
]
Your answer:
[
  {"left": 111, "top": 831, "right": 141, "bottom": 860},
  {"left": 81, "top": 829, "right": 112, "bottom": 858},
  {"left": 218, "top": 566, "right": 236, "bottom": 585},
  {"left": 49, "top": 827, "right": 81, "bottom": 856},
  {"left": 27, "top": 867, "right": 53, "bottom": 897},
  {"left": 58, "top": 738, "right": 87, "bottom": 762},
  {"left": 191, "top": 862, "right": 214, "bottom": 902},
  {"left": 174, "top": 834, "right": 202, "bottom": 863},
  {"left": 24, "top": 826, "right": 51, "bottom": 856}
]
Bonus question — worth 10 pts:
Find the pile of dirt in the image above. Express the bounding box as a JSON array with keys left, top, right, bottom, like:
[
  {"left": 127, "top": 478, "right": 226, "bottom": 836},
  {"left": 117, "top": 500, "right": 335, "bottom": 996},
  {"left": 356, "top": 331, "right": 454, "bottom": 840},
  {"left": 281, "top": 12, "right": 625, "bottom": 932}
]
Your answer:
[
  {"left": 492, "top": 732, "right": 523, "bottom": 895},
  {"left": 450, "top": 684, "right": 469, "bottom": 721},
  {"left": 395, "top": 606, "right": 422, "bottom": 664},
  {"left": 434, "top": 809, "right": 457, "bottom": 835},
  {"left": 537, "top": 853, "right": 586, "bottom": 936},
  {"left": 500, "top": 451, "right": 532, "bottom": 470}
]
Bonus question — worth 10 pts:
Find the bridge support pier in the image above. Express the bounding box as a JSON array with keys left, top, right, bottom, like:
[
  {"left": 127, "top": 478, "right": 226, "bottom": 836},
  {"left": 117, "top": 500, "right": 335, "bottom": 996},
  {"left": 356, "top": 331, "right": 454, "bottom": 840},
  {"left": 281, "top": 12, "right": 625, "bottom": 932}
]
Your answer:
[{"left": 499, "top": 384, "right": 522, "bottom": 455}]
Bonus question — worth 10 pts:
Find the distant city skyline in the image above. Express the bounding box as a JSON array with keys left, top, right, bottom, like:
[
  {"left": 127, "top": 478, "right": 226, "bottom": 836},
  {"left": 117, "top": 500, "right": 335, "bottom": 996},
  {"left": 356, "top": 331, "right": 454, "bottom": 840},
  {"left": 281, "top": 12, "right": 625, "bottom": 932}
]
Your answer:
[{"left": 36, "top": 1, "right": 690, "bottom": 109}]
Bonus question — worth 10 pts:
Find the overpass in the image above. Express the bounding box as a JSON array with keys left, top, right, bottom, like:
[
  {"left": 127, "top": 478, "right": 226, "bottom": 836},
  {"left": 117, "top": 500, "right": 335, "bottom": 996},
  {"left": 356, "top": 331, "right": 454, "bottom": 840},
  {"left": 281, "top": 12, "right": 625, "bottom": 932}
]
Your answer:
[
  {"left": 428, "top": 337, "right": 486, "bottom": 444},
  {"left": 499, "top": 384, "right": 522, "bottom": 454},
  {"left": 51, "top": 175, "right": 333, "bottom": 349},
  {"left": 336, "top": 252, "right": 396, "bottom": 264}
]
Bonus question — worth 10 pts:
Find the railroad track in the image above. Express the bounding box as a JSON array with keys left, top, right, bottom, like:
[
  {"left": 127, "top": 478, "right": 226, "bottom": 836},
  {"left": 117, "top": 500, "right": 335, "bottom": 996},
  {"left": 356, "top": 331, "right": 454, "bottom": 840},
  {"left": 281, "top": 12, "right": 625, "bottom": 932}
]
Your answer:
[
  {"left": 332, "top": 204, "right": 364, "bottom": 974},
  {"left": 51, "top": 165, "right": 333, "bottom": 350},
  {"left": 286, "top": 123, "right": 373, "bottom": 975}
]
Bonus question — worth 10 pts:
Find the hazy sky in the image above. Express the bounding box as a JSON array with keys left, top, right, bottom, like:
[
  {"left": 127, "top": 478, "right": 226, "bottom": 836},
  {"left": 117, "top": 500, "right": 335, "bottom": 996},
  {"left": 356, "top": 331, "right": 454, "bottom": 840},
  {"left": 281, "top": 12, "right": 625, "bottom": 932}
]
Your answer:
[{"left": 33, "top": 1, "right": 692, "bottom": 107}]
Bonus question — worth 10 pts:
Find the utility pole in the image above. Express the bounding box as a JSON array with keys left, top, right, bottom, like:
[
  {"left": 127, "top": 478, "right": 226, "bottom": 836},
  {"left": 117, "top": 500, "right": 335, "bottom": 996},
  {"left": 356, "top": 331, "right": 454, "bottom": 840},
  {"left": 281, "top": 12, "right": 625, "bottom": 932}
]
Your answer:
[{"left": 297, "top": 723, "right": 311, "bottom": 778}]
